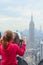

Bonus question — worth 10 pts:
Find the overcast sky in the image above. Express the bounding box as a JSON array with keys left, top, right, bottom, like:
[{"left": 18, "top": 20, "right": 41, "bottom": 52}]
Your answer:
[{"left": 0, "top": 0, "right": 43, "bottom": 32}]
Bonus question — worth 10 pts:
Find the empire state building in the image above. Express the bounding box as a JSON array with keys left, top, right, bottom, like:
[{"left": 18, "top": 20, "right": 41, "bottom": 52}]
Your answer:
[{"left": 29, "top": 15, "right": 35, "bottom": 48}]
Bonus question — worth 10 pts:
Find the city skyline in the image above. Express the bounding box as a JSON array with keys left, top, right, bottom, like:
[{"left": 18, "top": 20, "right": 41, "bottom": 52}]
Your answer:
[{"left": 0, "top": 0, "right": 43, "bottom": 31}]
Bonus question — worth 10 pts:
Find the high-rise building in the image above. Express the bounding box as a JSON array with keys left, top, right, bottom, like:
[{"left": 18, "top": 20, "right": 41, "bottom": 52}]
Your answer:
[
  {"left": 40, "top": 40, "right": 43, "bottom": 60},
  {"left": 29, "top": 15, "right": 35, "bottom": 48}
]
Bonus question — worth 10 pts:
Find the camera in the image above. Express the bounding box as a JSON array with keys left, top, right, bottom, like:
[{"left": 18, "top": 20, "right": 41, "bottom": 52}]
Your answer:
[
  {"left": 16, "top": 32, "right": 23, "bottom": 46},
  {"left": 17, "top": 32, "right": 23, "bottom": 42}
]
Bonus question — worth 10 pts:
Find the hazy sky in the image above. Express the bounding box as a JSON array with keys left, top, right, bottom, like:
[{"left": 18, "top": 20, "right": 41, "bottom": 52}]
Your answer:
[{"left": 0, "top": 0, "right": 43, "bottom": 32}]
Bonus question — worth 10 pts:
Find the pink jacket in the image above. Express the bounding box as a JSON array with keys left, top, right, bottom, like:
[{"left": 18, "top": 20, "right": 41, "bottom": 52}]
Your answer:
[
  {"left": 0, "top": 42, "right": 26, "bottom": 65},
  {"left": 0, "top": 44, "right": 1, "bottom": 55}
]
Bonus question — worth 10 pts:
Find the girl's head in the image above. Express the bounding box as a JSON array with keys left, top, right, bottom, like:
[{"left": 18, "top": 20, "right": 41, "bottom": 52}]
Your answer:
[
  {"left": 4, "top": 30, "right": 14, "bottom": 42},
  {"left": 13, "top": 32, "right": 20, "bottom": 45},
  {"left": 2, "top": 30, "right": 14, "bottom": 49}
]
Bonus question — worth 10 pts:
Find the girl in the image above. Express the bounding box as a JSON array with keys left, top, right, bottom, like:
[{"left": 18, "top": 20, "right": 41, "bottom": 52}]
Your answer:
[{"left": 0, "top": 30, "right": 26, "bottom": 65}]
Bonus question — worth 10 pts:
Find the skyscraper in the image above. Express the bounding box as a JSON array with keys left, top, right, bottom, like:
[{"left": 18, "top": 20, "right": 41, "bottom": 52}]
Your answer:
[
  {"left": 29, "top": 15, "right": 35, "bottom": 48},
  {"left": 40, "top": 40, "right": 43, "bottom": 60}
]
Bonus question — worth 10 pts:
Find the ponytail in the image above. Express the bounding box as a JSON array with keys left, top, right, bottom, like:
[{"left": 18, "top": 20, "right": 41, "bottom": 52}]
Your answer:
[{"left": 2, "top": 36, "right": 7, "bottom": 49}]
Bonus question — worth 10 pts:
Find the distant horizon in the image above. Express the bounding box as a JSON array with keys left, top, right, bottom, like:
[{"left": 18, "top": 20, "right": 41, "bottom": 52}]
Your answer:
[{"left": 0, "top": 27, "right": 43, "bottom": 33}]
